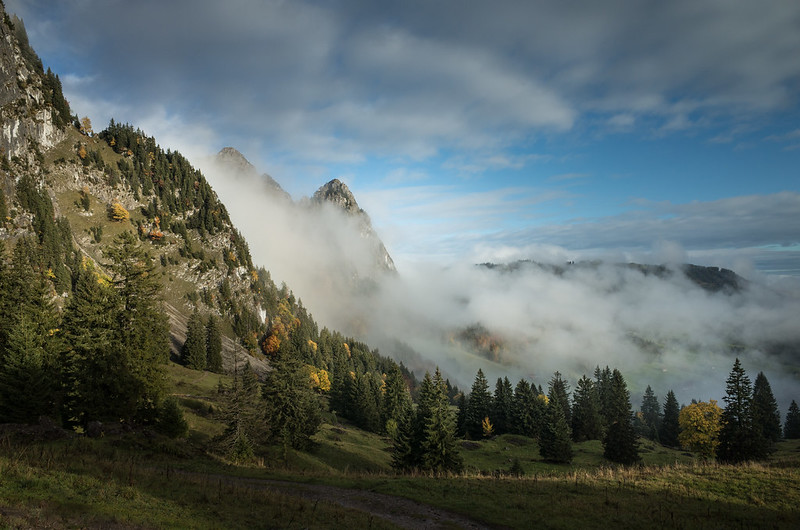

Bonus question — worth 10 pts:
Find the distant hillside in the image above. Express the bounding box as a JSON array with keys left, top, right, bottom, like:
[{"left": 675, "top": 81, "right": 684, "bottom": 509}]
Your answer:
[{"left": 479, "top": 260, "right": 746, "bottom": 293}]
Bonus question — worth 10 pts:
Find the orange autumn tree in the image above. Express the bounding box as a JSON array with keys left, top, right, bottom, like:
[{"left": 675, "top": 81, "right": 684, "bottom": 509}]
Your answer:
[{"left": 260, "top": 298, "right": 300, "bottom": 358}]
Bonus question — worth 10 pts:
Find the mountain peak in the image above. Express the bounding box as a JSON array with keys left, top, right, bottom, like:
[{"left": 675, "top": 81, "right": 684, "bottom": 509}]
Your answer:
[
  {"left": 312, "top": 179, "right": 361, "bottom": 214},
  {"left": 215, "top": 147, "right": 290, "bottom": 201}
]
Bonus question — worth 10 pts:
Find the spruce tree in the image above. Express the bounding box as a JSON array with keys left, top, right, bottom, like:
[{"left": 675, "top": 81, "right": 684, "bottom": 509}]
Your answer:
[
  {"left": 182, "top": 310, "right": 207, "bottom": 370},
  {"left": 539, "top": 390, "right": 573, "bottom": 463},
  {"left": 659, "top": 390, "right": 681, "bottom": 448},
  {"left": 420, "top": 368, "right": 462, "bottom": 473},
  {"left": 465, "top": 369, "right": 492, "bottom": 439},
  {"left": 602, "top": 369, "right": 639, "bottom": 465},
  {"left": 262, "top": 356, "right": 322, "bottom": 450},
  {"left": 751, "top": 372, "right": 781, "bottom": 446},
  {"left": 105, "top": 231, "right": 169, "bottom": 422},
  {"left": 0, "top": 313, "right": 52, "bottom": 423},
  {"left": 548, "top": 372, "right": 571, "bottom": 426},
  {"left": 511, "top": 379, "right": 534, "bottom": 437},
  {"left": 155, "top": 396, "right": 189, "bottom": 438},
  {"left": 205, "top": 314, "right": 223, "bottom": 373},
  {"left": 391, "top": 403, "right": 417, "bottom": 471},
  {"left": 571, "top": 375, "right": 603, "bottom": 442},
  {"left": 784, "top": 401, "right": 800, "bottom": 439},
  {"left": 382, "top": 364, "right": 411, "bottom": 435},
  {"left": 639, "top": 385, "right": 662, "bottom": 441},
  {"left": 491, "top": 377, "right": 513, "bottom": 435},
  {"left": 717, "top": 358, "right": 759, "bottom": 463},
  {"left": 216, "top": 363, "right": 263, "bottom": 462}
]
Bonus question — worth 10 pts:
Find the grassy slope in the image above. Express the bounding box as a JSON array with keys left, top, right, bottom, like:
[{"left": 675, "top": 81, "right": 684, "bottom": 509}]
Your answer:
[{"left": 1, "top": 363, "right": 799, "bottom": 528}]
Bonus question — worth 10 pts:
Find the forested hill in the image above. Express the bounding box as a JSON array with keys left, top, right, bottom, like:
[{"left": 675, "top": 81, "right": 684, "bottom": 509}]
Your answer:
[{"left": 0, "top": 5, "right": 415, "bottom": 446}]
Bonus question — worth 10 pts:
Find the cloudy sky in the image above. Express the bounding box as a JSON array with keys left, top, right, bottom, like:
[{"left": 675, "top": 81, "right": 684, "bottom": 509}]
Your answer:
[{"left": 10, "top": 0, "right": 800, "bottom": 274}]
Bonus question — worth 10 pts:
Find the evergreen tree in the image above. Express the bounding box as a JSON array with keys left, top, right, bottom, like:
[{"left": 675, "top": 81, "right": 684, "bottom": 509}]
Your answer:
[
  {"left": 382, "top": 364, "right": 411, "bottom": 435},
  {"left": 155, "top": 396, "right": 189, "bottom": 438},
  {"left": 602, "top": 369, "right": 639, "bottom": 465},
  {"left": 104, "top": 231, "right": 169, "bottom": 422},
  {"left": 571, "top": 375, "right": 603, "bottom": 442},
  {"left": 456, "top": 393, "right": 468, "bottom": 437},
  {"left": 659, "top": 390, "right": 681, "bottom": 448},
  {"left": 491, "top": 377, "right": 513, "bottom": 435},
  {"left": 751, "top": 372, "right": 781, "bottom": 447},
  {"left": 639, "top": 385, "right": 662, "bottom": 441},
  {"left": 182, "top": 310, "right": 207, "bottom": 370},
  {"left": 391, "top": 403, "right": 417, "bottom": 471},
  {"left": 539, "top": 391, "right": 573, "bottom": 463},
  {"left": 0, "top": 313, "right": 52, "bottom": 423},
  {"left": 548, "top": 372, "right": 571, "bottom": 426},
  {"left": 216, "top": 363, "right": 263, "bottom": 462},
  {"left": 595, "top": 365, "right": 613, "bottom": 429},
  {"left": 717, "top": 358, "right": 764, "bottom": 463},
  {"left": 419, "top": 368, "right": 462, "bottom": 473},
  {"left": 262, "top": 356, "right": 322, "bottom": 450},
  {"left": 205, "top": 315, "right": 223, "bottom": 373},
  {"left": 511, "top": 379, "right": 534, "bottom": 437},
  {"left": 717, "top": 358, "right": 760, "bottom": 463},
  {"left": 60, "top": 264, "right": 119, "bottom": 425},
  {"left": 465, "top": 369, "right": 492, "bottom": 439},
  {"left": 784, "top": 401, "right": 800, "bottom": 439}
]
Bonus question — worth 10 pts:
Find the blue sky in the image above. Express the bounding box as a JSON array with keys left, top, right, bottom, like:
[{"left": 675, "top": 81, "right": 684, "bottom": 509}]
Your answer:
[{"left": 10, "top": 0, "right": 800, "bottom": 274}]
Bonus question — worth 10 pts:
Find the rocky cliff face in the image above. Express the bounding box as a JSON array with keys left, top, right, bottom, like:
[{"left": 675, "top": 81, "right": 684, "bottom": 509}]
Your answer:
[
  {"left": 312, "top": 179, "right": 396, "bottom": 273},
  {"left": 0, "top": 10, "right": 66, "bottom": 159},
  {"left": 216, "top": 147, "right": 291, "bottom": 201}
]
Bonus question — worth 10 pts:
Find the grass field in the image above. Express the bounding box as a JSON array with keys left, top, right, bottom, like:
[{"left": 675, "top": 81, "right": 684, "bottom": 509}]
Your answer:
[{"left": 2, "top": 362, "right": 799, "bottom": 529}]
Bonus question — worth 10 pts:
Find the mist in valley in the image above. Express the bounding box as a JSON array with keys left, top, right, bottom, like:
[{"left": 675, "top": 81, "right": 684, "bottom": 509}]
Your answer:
[{"left": 203, "top": 158, "right": 800, "bottom": 412}]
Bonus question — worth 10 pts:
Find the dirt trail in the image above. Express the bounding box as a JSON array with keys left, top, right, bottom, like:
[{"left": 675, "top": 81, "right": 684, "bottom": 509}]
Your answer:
[{"left": 180, "top": 471, "right": 494, "bottom": 530}]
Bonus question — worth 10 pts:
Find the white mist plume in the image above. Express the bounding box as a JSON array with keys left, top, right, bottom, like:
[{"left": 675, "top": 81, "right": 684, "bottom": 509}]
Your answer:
[{"left": 201, "top": 158, "right": 800, "bottom": 412}]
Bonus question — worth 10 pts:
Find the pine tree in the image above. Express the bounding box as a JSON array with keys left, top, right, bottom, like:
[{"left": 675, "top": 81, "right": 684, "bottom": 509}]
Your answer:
[
  {"left": 539, "top": 395, "right": 573, "bottom": 463},
  {"left": 205, "top": 315, "right": 223, "bottom": 373},
  {"left": 751, "top": 372, "right": 781, "bottom": 449},
  {"left": 465, "top": 369, "right": 492, "bottom": 439},
  {"left": 382, "top": 364, "right": 411, "bottom": 435},
  {"left": 784, "top": 401, "right": 800, "bottom": 439},
  {"left": 420, "top": 368, "right": 462, "bottom": 473},
  {"left": 548, "top": 372, "right": 571, "bottom": 426},
  {"left": 511, "top": 379, "right": 534, "bottom": 437},
  {"left": 104, "top": 231, "right": 169, "bottom": 422},
  {"left": 182, "top": 310, "right": 207, "bottom": 370},
  {"left": 155, "top": 396, "right": 188, "bottom": 438},
  {"left": 602, "top": 369, "right": 639, "bottom": 465},
  {"left": 491, "top": 376, "right": 514, "bottom": 435},
  {"left": 262, "top": 356, "right": 322, "bottom": 450},
  {"left": 0, "top": 313, "right": 52, "bottom": 423},
  {"left": 571, "top": 375, "right": 603, "bottom": 442},
  {"left": 391, "top": 403, "right": 417, "bottom": 471},
  {"left": 216, "top": 363, "right": 264, "bottom": 462},
  {"left": 718, "top": 358, "right": 759, "bottom": 463},
  {"left": 639, "top": 385, "right": 662, "bottom": 441},
  {"left": 659, "top": 390, "right": 681, "bottom": 448}
]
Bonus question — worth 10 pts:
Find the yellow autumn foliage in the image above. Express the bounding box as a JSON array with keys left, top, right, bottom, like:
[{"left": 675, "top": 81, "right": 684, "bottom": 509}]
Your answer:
[
  {"left": 679, "top": 399, "right": 722, "bottom": 459},
  {"left": 109, "top": 201, "right": 130, "bottom": 222}
]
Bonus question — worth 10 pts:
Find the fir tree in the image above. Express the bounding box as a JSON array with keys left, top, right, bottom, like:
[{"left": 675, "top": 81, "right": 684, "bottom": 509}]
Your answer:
[
  {"left": 155, "top": 396, "right": 188, "bottom": 438},
  {"left": 639, "top": 385, "right": 662, "bottom": 441},
  {"left": 391, "top": 403, "right": 417, "bottom": 471},
  {"left": 751, "top": 372, "right": 781, "bottom": 447},
  {"left": 419, "top": 368, "right": 462, "bottom": 473},
  {"left": 182, "top": 310, "right": 207, "bottom": 370},
  {"left": 205, "top": 314, "right": 223, "bottom": 373},
  {"left": 539, "top": 390, "right": 573, "bottom": 463},
  {"left": 216, "top": 363, "right": 263, "bottom": 462},
  {"left": 548, "top": 372, "right": 571, "bottom": 426},
  {"left": 262, "top": 356, "right": 322, "bottom": 450},
  {"left": 571, "top": 375, "right": 603, "bottom": 442},
  {"left": 784, "top": 401, "right": 800, "bottom": 439},
  {"left": 659, "top": 390, "right": 681, "bottom": 448},
  {"left": 602, "top": 369, "right": 639, "bottom": 465},
  {"left": 491, "top": 376, "right": 514, "bottom": 435},
  {"left": 0, "top": 313, "right": 52, "bottom": 423},
  {"left": 717, "top": 358, "right": 760, "bottom": 463},
  {"left": 511, "top": 379, "right": 534, "bottom": 437},
  {"left": 382, "top": 364, "right": 411, "bottom": 435},
  {"left": 465, "top": 369, "right": 492, "bottom": 439}
]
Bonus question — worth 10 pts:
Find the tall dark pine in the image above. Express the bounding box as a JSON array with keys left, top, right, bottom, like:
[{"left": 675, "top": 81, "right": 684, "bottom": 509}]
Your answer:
[
  {"left": 659, "top": 390, "right": 681, "bottom": 448},
  {"left": 539, "top": 377, "right": 573, "bottom": 463},
  {"left": 492, "top": 377, "right": 514, "bottom": 435},
  {"left": 182, "top": 310, "right": 207, "bottom": 370},
  {"left": 262, "top": 356, "right": 322, "bottom": 450},
  {"left": 639, "top": 385, "right": 662, "bottom": 441},
  {"left": 548, "top": 372, "right": 571, "bottom": 426},
  {"left": 205, "top": 315, "right": 223, "bottom": 373},
  {"left": 751, "top": 372, "right": 781, "bottom": 447},
  {"left": 602, "top": 369, "right": 639, "bottom": 465},
  {"left": 784, "top": 401, "right": 800, "bottom": 439},
  {"left": 571, "top": 375, "right": 603, "bottom": 442},
  {"left": 717, "top": 358, "right": 759, "bottom": 463},
  {"left": 420, "top": 368, "right": 462, "bottom": 473},
  {"left": 465, "top": 369, "right": 492, "bottom": 439}
]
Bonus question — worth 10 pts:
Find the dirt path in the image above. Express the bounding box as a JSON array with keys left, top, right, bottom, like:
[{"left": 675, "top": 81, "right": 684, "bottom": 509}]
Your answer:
[{"left": 180, "top": 471, "right": 494, "bottom": 529}]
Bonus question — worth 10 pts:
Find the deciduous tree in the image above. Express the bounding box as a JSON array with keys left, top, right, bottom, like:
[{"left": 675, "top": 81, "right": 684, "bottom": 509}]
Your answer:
[{"left": 678, "top": 400, "right": 722, "bottom": 459}]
